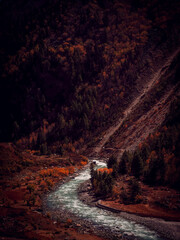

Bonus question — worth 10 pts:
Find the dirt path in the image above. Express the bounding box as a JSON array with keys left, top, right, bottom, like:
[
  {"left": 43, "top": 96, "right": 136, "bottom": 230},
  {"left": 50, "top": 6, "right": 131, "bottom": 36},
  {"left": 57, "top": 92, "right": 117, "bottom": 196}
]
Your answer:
[{"left": 93, "top": 48, "right": 180, "bottom": 156}]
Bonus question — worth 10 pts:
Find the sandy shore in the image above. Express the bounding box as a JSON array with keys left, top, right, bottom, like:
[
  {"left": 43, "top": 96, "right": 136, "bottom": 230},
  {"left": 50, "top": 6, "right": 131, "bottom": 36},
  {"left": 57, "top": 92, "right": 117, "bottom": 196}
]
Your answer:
[{"left": 78, "top": 180, "right": 180, "bottom": 240}]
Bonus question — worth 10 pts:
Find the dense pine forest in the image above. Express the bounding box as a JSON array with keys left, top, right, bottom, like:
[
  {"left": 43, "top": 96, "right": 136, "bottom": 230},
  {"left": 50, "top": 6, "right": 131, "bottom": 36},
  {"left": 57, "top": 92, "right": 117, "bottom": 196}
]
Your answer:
[{"left": 0, "top": 0, "right": 179, "bottom": 154}]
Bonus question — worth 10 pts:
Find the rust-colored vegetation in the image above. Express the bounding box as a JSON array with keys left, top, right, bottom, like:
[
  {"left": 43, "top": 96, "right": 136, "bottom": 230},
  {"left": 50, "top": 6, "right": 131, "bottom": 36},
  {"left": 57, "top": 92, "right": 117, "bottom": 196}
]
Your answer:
[{"left": 0, "top": 142, "right": 92, "bottom": 240}]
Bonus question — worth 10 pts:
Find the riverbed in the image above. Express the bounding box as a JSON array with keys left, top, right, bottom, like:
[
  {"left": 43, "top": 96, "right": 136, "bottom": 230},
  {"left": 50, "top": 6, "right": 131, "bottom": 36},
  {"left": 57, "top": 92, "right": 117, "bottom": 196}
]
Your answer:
[{"left": 45, "top": 160, "right": 172, "bottom": 240}]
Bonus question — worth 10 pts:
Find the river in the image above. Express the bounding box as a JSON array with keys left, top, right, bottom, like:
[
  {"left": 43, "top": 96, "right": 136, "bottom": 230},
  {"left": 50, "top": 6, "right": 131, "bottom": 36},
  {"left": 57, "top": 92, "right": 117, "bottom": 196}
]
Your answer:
[{"left": 46, "top": 160, "right": 161, "bottom": 240}]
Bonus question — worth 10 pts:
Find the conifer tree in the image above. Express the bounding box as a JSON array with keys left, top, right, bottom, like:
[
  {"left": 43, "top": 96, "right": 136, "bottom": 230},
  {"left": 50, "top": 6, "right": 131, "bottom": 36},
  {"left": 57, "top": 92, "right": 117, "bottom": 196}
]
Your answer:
[
  {"left": 83, "top": 114, "right": 89, "bottom": 130},
  {"left": 57, "top": 113, "right": 66, "bottom": 130},
  {"left": 140, "top": 144, "right": 150, "bottom": 162},
  {"left": 40, "top": 143, "right": 47, "bottom": 155},
  {"left": 12, "top": 121, "right": 20, "bottom": 140},
  {"left": 83, "top": 101, "right": 90, "bottom": 114},
  {"left": 131, "top": 151, "right": 143, "bottom": 179},
  {"left": 37, "top": 130, "right": 46, "bottom": 146},
  {"left": 107, "top": 155, "right": 117, "bottom": 169},
  {"left": 119, "top": 151, "right": 128, "bottom": 175}
]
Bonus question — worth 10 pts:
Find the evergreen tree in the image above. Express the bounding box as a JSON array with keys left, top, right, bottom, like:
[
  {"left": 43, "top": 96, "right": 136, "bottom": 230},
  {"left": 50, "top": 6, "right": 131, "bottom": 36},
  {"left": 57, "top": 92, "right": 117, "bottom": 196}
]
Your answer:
[
  {"left": 40, "top": 143, "right": 47, "bottom": 155},
  {"left": 57, "top": 146, "right": 64, "bottom": 156},
  {"left": 140, "top": 144, "right": 150, "bottom": 162},
  {"left": 144, "top": 151, "right": 164, "bottom": 185},
  {"left": 56, "top": 113, "right": 66, "bottom": 138},
  {"left": 91, "top": 168, "right": 114, "bottom": 197},
  {"left": 57, "top": 113, "right": 66, "bottom": 130},
  {"left": 31, "top": 137, "right": 36, "bottom": 149},
  {"left": 83, "top": 101, "right": 90, "bottom": 114},
  {"left": 131, "top": 151, "right": 143, "bottom": 179},
  {"left": 83, "top": 114, "right": 89, "bottom": 130},
  {"left": 88, "top": 97, "right": 94, "bottom": 110},
  {"left": 12, "top": 121, "right": 20, "bottom": 140},
  {"left": 119, "top": 151, "right": 128, "bottom": 175},
  {"left": 37, "top": 130, "right": 46, "bottom": 147},
  {"left": 107, "top": 155, "right": 117, "bottom": 169},
  {"left": 112, "top": 165, "right": 118, "bottom": 178},
  {"left": 130, "top": 178, "right": 141, "bottom": 202}
]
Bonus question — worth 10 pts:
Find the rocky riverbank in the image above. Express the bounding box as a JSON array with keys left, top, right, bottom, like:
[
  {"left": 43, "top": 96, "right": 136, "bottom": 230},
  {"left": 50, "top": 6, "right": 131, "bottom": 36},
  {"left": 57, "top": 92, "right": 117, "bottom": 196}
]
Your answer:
[
  {"left": 78, "top": 180, "right": 180, "bottom": 240},
  {"left": 43, "top": 165, "right": 117, "bottom": 240},
  {"left": 43, "top": 164, "right": 147, "bottom": 240}
]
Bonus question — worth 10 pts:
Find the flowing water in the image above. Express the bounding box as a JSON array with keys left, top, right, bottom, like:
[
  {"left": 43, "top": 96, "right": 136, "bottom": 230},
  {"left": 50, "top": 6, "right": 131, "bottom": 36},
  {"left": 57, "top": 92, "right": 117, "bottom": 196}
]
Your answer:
[{"left": 47, "top": 160, "right": 162, "bottom": 240}]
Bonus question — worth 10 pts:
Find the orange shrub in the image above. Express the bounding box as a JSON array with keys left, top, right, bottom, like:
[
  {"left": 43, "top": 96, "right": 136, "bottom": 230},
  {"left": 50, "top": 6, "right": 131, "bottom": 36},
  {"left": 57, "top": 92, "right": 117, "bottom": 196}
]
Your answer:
[
  {"left": 46, "top": 179, "right": 54, "bottom": 188},
  {"left": 68, "top": 166, "right": 75, "bottom": 174},
  {"left": 39, "top": 167, "right": 70, "bottom": 178},
  {"left": 80, "top": 161, "right": 87, "bottom": 166},
  {"left": 39, "top": 180, "right": 48, "bottom": 191},
  {"left": 97, "top": 168, "right": 113, "bottom": 174},
  {"left": 79, "top": 156, "right": 88, "bottom": 166}
]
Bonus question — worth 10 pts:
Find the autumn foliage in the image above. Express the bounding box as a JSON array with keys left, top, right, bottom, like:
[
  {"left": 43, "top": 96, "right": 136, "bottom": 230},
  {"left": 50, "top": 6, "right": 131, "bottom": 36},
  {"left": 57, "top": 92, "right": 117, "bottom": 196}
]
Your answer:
[
  {"left": 97, "top": 168, "right": 113, "bottom": 174},
  {"left": 39, "top": 167, "right": 74, "bottom": 178},
  {"left": 1, "top": 0, "right": 178, "bottom": 155}
]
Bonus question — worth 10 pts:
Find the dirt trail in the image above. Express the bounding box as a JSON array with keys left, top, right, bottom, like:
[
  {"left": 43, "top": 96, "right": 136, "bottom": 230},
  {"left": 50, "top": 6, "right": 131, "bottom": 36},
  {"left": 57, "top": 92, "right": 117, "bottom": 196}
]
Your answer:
[{"left": 93, "top": 48, "right": 180, "bottom": 156}]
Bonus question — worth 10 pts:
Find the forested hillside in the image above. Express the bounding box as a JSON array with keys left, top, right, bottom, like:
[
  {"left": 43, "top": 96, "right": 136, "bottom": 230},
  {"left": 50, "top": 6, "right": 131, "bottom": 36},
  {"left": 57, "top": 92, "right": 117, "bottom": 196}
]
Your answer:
[
  {"left": 0, "top": 0, "right": 179, "bottom": 155},
  {"left": 98, "top": 96, "right": 180, "bottom": 192},
  {"left": 0, "top": 1, "right": 180, "bottom": 239}
]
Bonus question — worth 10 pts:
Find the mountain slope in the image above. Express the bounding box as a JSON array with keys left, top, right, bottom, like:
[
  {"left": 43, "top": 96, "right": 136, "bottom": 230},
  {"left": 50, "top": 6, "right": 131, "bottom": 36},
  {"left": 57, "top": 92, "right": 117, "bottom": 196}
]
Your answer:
[
  {"left": 91, "top": 48, "right": 180, "bottom": 157},
  {"left": 0, "top": 0, "right": 179, "bottom": 155}
]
